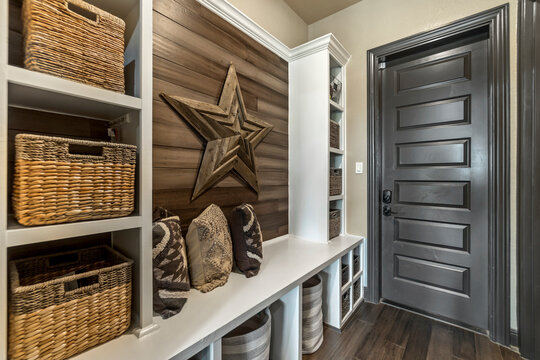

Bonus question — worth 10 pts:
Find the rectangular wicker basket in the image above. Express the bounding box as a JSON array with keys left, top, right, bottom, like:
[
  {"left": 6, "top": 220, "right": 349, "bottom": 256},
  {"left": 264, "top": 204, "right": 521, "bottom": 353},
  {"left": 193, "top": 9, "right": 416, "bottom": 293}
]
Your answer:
[
  {"left": 13, "top": 134, "right": 137, "bottom": 226},
  {"left": 8, "top": 246, "right": 133, "bottom": 360},
  {"left": 330, "top": 168, "right": 342, "bottom": 196},
  {"left": 22, "top": 0, "right": 126, "bottom": 93},
  {"left": 342, "top": 288, "right": 351, "bottom": 319},
  {"left": 329, "top": 209, "right": 341, "bottom": 239},
  {"left": 330, "top": 120, "right": 340, "bottom": 149}
]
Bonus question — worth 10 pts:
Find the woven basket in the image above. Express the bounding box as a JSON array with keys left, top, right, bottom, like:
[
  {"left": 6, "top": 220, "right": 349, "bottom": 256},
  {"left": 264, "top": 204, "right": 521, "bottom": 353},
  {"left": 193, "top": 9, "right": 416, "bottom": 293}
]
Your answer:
[
  {"left": 330, "top": 120, "right": 340, "bottom": 149},
  {"left": 13, "top": 134, "right": 137, "bottom": 226},
  {"left": 22, "top": 0, "right": 126, "bottom": 92},
  {"left": 330, "top": 168, "right": 342, "bottom": 196},
  {"left": 222, "top": 308, "right": 271, "bottom": 360},
  {"left": 341, "top": 263, "right": 349, "bottom": 286},
  {"left": 354, "top": 279, "right": 361, "bottom": 304},
  {"left": 329, "top": 209, "right": 341, "bottom": 239},
  {"left": 8, "top": 246, "right": 132, "bottom": 360},
  {"left": 302, "top": 275, "right": 324, "bottom": 354},
  {"left": 342, "top": 289, "right": 351, "bottom": 319},
  {"left": 353, "top": 254, "right": 360, "bottom": 275}
]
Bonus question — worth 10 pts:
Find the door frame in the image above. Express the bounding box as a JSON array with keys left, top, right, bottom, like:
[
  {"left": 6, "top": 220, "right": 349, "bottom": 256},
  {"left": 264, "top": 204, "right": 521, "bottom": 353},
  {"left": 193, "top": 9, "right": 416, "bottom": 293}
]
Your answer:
[
  {"left": 517, "top": 0, "right": 540, "bottom": 357},
  {"left": 366, "top": 5, "right": 510, "bottom": 344}
]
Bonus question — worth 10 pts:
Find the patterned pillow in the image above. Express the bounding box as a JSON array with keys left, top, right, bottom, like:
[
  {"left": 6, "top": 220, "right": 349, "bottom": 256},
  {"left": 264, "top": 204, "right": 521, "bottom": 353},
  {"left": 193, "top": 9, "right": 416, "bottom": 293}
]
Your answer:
[
  {"left": 185, "top": 204, "right": 233, "bottom": 293},
  {"left": 230, "top": 203, "right": 263, "bottom": 278},
  {"left": 152, "top": 212, "right": 190, "bottom": 319}
]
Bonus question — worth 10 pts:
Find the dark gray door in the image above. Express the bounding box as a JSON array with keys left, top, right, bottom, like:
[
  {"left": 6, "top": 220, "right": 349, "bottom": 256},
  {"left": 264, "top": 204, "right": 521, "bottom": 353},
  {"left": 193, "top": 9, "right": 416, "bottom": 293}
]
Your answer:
[{"left": 381, "top": 39, "right": 489, "bottom": 330}]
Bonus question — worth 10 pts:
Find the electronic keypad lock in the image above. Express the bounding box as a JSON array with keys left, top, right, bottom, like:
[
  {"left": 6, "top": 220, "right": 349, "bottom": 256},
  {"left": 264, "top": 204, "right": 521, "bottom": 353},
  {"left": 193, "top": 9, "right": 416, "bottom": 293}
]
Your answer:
[{"left": 382, "top": 189, "right": 392, "bottom": 204}]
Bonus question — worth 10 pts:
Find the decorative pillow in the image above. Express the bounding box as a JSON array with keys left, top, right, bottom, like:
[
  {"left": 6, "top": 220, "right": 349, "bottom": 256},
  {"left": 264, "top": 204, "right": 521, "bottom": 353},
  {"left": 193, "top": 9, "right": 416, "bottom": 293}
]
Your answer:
[
  {"left": 152, "top": 210, "right": 190, "bottom": 319},
  {"left": 185, "top": 204, "right": 233, "bottom": 293},
  {"left": 230, "top": 204, "right": 263, "bottom": 278}
]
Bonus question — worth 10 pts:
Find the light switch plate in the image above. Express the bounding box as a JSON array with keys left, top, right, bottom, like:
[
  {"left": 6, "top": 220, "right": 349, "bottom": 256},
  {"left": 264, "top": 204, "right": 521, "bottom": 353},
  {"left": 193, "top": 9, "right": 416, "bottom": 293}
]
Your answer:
[{"left": 355, "top": 162, "right": 363, "bottom": 174}]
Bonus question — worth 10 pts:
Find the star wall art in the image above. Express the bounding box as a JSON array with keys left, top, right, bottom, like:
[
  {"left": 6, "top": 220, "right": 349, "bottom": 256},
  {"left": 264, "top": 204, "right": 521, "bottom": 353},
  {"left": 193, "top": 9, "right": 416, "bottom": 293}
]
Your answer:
[{"left": 161, "top": 64, "right": 274, "bottom": 200}]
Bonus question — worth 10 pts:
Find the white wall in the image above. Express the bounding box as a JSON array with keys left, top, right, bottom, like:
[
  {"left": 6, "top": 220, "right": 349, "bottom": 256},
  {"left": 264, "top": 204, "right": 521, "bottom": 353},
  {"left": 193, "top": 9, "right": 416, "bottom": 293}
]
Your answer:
[
  {"left": 227, "top": 0, "right": 308, "bottom": 47},
  {"left": 308, "top": 0, "right": 519, "bottom": 330}
]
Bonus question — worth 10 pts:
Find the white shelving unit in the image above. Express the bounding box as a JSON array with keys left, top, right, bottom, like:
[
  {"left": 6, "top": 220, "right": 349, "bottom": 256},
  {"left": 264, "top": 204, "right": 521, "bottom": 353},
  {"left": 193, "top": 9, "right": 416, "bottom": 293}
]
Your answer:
[
  {"left": 0, "top": 0, "right": 156, "bottom": 358},
  {"left": 289, "top": 34, "right": 350, "bottom": 243}
]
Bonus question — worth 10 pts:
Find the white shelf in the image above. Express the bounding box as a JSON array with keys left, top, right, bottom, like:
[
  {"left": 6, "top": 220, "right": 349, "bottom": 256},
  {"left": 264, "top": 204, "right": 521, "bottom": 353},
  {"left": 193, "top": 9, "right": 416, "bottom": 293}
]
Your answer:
[
  {"left": 353, "top": 269, "right": 364, "bottom": 282},
  {"left": 329, "top": 147, "right": 344, "bottom": 155},
  {"left": 329, "top": 99, "right": 344, "bottom": 112},
  {"left": 7, "top": 65, "right": 142, "bottom": 120},
  {"left": 329, "top": 195, "right": 344, "bottom": 201},
  {"left": 72, "top": 235, "right": 363, "bottom": 360},
  {"left": 6, "top": 215, "right": 142, "bottom": 247},
  {"left": 341, "top": 280, "right": 352, "bottom": 294}
]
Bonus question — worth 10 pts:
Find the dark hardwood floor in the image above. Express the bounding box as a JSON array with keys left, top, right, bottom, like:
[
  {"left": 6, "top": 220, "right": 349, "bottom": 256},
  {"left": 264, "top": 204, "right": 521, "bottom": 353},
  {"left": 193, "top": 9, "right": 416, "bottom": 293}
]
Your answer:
[{"left": 303, "top": 303, "right": 522, "bottom": 360}]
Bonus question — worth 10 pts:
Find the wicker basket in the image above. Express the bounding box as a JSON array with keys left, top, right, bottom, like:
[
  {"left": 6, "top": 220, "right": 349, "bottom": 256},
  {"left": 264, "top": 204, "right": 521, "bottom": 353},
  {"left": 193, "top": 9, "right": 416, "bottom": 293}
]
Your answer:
[
  {"left": 330, "top": 168, "right": 342, "bottom": 196},
  {"left": 341, "top": 263, "right": 349, "bottom": 286},
  {"left": 354, "top": 279, "right": 361, "bottom": 304},
  {"left": 302, "top": 275, "right": 324, "bottom": 354},
  {"left": 222, "top": 308, "right": 271, "bottom": 360},
  {"left": 353, "top": 254, "right": 360, "bottom": 275},
  {"left": 329, "top": 209, "right": 341, "bottom": 239},
  {"left": 22, "top": 0, "right": 126, "bottom": 93},
  {"left": 342, "top": 289, "right": 351, "bottom": 319},
  {"left": 330, "top": 120, "right": 340, "bottom": 149},
  {"left": 13, "top": 134, "right": 137, "bottom": 226},
  {"left": 8, "top": 246, "right": 133, "bottom": 360}
]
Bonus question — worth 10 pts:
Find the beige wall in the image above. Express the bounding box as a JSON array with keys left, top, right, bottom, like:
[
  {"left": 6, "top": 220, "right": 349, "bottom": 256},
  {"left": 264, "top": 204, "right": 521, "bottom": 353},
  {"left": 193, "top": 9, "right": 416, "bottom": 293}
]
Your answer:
[
  {"left": 227, "top": 0, "right": 308, "bottom": 47},
  {"left": 308, "top": 0, "right": 519, "bottom": 329}
]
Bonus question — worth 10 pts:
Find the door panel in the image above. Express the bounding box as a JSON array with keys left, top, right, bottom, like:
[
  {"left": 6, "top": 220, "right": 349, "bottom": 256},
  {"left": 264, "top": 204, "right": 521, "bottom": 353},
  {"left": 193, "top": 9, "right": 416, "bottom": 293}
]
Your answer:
[{"left": 381, "top": 39, "right": 489, "bottom": 330}]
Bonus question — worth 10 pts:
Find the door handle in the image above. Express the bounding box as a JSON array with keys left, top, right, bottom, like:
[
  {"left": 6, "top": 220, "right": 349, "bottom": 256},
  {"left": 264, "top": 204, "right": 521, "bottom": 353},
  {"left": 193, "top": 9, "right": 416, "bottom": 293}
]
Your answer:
[
  {"left": 383, "top": 189, "right": 392, "bottom": 204},
  {"left": 383, "top": 205, "right": 397, "bottom": 217}
]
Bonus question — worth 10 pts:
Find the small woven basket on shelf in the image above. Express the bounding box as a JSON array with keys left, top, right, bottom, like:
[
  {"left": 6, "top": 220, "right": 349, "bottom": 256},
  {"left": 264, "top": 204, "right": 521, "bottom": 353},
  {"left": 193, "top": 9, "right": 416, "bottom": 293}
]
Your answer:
[
  {"left": 329, "top": 168, "right": 342, "bottom": 196},
  {"left": 330, "top": 120, "right": 340, "bottom": 149},
  {"left": 13, "top": 134, "right": 137, "bottom": 226},
  {"left": 22, "top": 0, "right": 126, "bottom": 92},
  {"left": 8, "top": 246, "right": 133, "bottom": 360},
  {"left": 329, "top": 209, "right": 341, "bottom": 239},
  {"left": 354, "top": 279, "right": 361, "bottom": 303},
  {"left": 342, "top": 289, "right": 351, "bottom": 319},
  {"left": 341, "top": 263, "right": 349, "bottom": 286}
]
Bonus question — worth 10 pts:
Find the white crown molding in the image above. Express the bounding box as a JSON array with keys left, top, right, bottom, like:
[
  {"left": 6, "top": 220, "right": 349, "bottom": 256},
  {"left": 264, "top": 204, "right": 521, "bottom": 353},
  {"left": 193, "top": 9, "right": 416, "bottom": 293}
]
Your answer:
[
  {"left": 196, "top": 0, "right": 351, "bottom": 64},
  {"left": 289, "top": 34, "right": 351, "bottom": 65}
]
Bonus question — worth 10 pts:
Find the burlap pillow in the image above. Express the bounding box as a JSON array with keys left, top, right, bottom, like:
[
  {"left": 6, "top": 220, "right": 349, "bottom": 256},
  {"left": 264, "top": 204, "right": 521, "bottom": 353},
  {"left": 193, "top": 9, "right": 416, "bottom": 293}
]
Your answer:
[
  {"left": 186, "top": 204, "right": 233, "bottom": 293},
  {"left": 152, "top": 212, "right": 190, "bottom": 319},
  {"left": 230, "top": 204, "right": 263, "bottom": 278}
]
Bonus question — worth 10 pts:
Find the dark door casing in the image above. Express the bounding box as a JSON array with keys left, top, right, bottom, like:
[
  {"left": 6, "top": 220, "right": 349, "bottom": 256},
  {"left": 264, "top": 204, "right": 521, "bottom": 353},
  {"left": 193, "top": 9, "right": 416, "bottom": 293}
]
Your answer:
[{"left": 367, "top": 5, "right": 510, "bottom": 344}]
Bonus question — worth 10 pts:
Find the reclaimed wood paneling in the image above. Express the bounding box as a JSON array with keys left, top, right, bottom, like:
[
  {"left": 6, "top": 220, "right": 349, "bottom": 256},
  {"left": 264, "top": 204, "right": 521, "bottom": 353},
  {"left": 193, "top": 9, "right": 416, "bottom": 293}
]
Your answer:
[{"left": 153, "top": 0, "right": 288, "bottom": 239}]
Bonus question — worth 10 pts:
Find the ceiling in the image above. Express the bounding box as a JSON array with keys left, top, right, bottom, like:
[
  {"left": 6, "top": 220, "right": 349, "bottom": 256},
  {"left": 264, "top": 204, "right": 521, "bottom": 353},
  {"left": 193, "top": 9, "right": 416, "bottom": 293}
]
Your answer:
[{"left": 283, "top": 0, "right": 363, "bottom": 24}]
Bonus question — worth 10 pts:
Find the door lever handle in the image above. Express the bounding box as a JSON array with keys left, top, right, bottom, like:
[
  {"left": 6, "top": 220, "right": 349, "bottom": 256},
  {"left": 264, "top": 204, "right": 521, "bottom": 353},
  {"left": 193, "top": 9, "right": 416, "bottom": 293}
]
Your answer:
[{"left": 383, "top": 205, "right": 397, "bottom": 217}]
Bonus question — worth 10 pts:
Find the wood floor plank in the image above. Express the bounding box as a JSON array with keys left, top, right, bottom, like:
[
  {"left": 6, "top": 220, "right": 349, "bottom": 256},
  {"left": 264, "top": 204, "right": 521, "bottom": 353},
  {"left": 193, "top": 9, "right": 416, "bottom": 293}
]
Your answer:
[
  {"left": 475, "top": 333, "right": 503, "bottom": 360},
  {"left": 427, "top": 323, "right": 454, "bottom": 360},
  {"left": 302, "top": 304, "right": 521, "bottom": 360},
  {"left": 402, "top": 316, "right": 432, "bottom": 360},
  {"left": 354, "top": 306, "right": 400, "bottom": 359},
  {"left": 500, "top": 346, "right": 523, "bottom": 360},
  {"left": 453, "top": 327, "right": 477, "bottom": 360},
  {"left": 386, "top": 309, "right": 413, "bottom": 348}
]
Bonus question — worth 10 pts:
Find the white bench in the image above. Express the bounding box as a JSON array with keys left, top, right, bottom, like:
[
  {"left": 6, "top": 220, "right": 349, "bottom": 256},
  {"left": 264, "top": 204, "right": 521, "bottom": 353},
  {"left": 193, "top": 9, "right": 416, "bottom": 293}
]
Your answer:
[{"left": 73, "top": 234, "right": 365, "bottom": 360}]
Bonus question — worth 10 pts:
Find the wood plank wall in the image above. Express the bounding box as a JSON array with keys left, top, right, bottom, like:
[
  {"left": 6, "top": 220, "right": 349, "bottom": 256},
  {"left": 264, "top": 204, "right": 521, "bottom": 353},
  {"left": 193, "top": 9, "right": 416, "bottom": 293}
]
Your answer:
[{"left": 152, "top": 0, "right": 289, "bottom": 240}]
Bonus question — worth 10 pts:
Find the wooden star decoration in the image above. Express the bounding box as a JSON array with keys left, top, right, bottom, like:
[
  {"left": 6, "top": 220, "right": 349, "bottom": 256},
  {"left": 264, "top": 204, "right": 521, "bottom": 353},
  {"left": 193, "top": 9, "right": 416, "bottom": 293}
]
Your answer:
[{"left": 161, "top": 64, "right": 274, "bottom": 200}]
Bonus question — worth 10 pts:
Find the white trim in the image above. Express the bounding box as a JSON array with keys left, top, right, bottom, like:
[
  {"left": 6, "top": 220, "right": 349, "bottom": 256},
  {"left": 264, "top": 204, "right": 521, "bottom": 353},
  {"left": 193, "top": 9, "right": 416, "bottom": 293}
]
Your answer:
[{"left": 196, "top": 0, "right": 351, "bottom": 64}]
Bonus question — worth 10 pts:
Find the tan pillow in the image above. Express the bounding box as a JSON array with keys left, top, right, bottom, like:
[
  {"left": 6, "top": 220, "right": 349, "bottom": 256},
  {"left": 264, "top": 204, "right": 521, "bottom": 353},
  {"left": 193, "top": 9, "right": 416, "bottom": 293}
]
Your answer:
[{"left": 186, "top": 204, "right": 233, "bottom": 293}]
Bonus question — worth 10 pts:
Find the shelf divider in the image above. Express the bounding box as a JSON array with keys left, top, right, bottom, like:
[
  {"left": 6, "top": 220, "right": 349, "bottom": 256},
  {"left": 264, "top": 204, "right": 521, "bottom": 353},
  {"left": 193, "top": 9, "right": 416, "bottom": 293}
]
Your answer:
[
  {"left": 7, "top": 65, "right": 142, "bottom": 120},
  {"left": 6, "top": 215, "right": 142, "bottom": 247}
]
